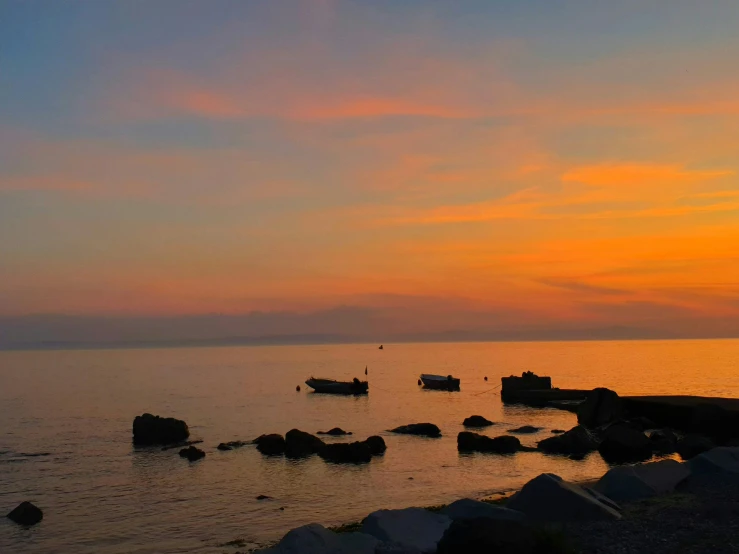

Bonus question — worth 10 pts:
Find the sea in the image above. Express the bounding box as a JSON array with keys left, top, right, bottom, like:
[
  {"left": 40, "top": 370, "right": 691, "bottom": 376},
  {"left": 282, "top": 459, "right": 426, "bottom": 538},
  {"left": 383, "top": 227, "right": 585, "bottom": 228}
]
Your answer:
[{"left": 1, "top": 339, "right": 739, "bottom": 553}]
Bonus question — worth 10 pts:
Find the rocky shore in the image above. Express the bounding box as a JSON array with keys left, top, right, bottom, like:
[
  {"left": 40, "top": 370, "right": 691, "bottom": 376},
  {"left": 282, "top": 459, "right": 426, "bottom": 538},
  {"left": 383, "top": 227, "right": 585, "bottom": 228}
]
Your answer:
[{"left": 256, "top": 446, "right": 739, "bottom": 553}]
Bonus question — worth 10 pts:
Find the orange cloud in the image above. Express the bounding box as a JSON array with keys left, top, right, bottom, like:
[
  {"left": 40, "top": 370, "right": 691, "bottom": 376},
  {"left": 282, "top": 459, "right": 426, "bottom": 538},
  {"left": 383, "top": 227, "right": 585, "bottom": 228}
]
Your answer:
[{"left": 562, "top": 164, "right": 734, "bottom": 187}]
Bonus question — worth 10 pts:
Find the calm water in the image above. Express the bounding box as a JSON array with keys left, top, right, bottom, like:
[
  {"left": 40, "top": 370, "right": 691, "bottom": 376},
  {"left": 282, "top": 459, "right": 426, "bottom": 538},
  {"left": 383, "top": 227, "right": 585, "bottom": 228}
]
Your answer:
[{"left": 1, "top": 340, "right": 739, "bottom": 553}]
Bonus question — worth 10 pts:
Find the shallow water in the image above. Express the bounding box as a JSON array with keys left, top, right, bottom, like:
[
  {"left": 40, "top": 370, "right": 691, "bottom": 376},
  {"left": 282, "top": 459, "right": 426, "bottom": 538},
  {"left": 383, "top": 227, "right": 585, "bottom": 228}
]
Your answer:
[{"left": 1, "top": 339, "right": 738, "bottom": 553}]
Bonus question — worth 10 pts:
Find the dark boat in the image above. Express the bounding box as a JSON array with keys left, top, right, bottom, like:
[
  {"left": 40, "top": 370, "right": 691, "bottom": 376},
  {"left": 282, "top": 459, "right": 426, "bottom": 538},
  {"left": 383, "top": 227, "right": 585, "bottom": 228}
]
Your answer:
[
  {"left": 305, "top": 377, "right": 369, "bottom": 395},
  {"left": 419, "top": 373, "right": 460, "bottom": 391}
]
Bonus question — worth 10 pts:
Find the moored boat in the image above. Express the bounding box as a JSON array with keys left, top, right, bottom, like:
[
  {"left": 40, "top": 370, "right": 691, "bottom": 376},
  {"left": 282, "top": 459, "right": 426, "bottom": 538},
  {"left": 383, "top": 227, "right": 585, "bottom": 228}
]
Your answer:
[
  {"left": 419, "top": 374, "right": 460, "bottom": 391},
  {"left": 305, "top": 377, "right": 369, "bottom": 395}
]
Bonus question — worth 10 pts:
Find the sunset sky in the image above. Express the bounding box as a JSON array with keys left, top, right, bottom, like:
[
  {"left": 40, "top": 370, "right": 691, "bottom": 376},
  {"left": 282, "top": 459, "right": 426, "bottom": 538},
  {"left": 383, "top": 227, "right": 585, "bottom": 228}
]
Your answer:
[{"left": 2, "top": 1, "right": 739, "bottom": 344}]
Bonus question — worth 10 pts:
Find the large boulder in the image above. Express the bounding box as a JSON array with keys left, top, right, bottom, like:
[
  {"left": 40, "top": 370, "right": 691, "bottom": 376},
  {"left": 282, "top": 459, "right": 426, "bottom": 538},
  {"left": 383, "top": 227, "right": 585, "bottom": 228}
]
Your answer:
[
  {"left": 179, "top": 445, "right": 205, "bottom": 461},
  {"left": 537, "top": 425, "right": 598, "bottom": 456},
  {"left": 463, "top": 415, "right": 494, "bottom": 428},
  {"left": 254, "top": 434, "right": 286, "bottom": 456},
  {"left": 132, "top": 413, "right": 189, "bottom": 445},
  {"left": 593, "top": 459, "right": 690, "bottom": 501},
  {"left": 577, "top": 388, "right": 622, "bottom": 428},
  {"left": 217, "top": 440, "right": 248, "bottom": 451},
  {"left": 319, "top": 441, "right": 373, "bottom": 464},
  {"left": 598, "top": 425, "right": 652, "bottom": 463},
  {"left": 365, "top": 435, "right": 387, "bottom": 455},
  {"left": 285, "top": 429, "right": 325, "bottom": 458},
  {"left": 7, "top": 501, "right": 43, "bottom": 526},
  {"left": 362, "top": 508, "right": 451, "bottom": 553},
  {"left": 676, "top": 434, "right": 715, "bottom": 460},
  {"left": 436, "top": 518, "right": 535, "bottom": 554},
  {"left": 507, "top": 473, "right": 621, "bottom": 522},
  {"left": 458, "top": 432, "right": 524, "bottom": 454},
  {"left": 440, "top": 498, "right": 525, "bottom": 522},
  {"left": 388, "top": 423, "right": 441, "bottom": 438},
  {"left": 258, "top": 523, "right": 380, "bottom": 554},
  {"left": 689, "top": 446, "right": 739, "bottom": 476}
]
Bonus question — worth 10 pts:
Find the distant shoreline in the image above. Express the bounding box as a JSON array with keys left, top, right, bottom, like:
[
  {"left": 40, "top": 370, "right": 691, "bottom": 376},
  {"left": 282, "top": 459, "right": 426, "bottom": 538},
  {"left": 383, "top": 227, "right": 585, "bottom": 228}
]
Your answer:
[{"left": 2, "top": 334, "right": 739, "bottom": 353}]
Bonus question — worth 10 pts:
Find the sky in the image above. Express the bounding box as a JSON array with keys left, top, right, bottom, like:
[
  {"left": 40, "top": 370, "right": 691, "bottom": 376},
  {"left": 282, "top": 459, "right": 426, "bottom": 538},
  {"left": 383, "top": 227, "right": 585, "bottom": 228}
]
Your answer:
[{"left": 2, "top": 1, "right": 739, "bottom": 346}]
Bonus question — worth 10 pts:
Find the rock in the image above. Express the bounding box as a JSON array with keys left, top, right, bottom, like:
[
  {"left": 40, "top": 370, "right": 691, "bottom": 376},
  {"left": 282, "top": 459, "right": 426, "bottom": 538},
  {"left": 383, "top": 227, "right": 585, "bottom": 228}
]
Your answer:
[
  {"left": 389, "top": 423, "right": 441, "bottom": 438},
  {"left": 691, "top": 403, "right": 732, "bottom": 439},
  {"left": 217, "top": 440, "right": 248, "bottom": 451},
  {"left": 179, "top": 445, "right": 205, "bottom": 461},
  {"left": 537, "top": 425, "right": 598, "bottom": 456},
  {"left": 132, "top": 413, "right": 189, "bottom": 445},
  {"left": 254, "top": 434, "right": 286, "bottom": 456},
  {"left": 256, "top": 494, "right": 272, "bottom": 500},
  {"left": 650, "top": 429, "right": 678, "bottom": 453},
  {"left": 319, "top": 441, "right": 373, "bottom": 464},
  {"left": 7, "top": 501, "right": 43, "bottom": 526},
  {"left": 551, "top": 429, "right": 565, "bottom": 434},
  {"left": 317, "top": 428, "right": 352, "bottom": 436},
  {"left": 440, "top": 498, "right": 526, "bottom": 522},
  {"left": 689, "top": 446, "right": 739, "bottom": 476},
  {"left": 598, "top": 425, "right": 652, "bottom": 463},
  {"left": 436, "top": 518, "right": 535, "bottom": 554},
  {"left": 457, "top": 432, "right": 524, "bottom": 454},
  {"left": 507, "top": 473, "right": 621, "bottom": 522},
  {"left": 463, "top": 415, "right": 494, "bottom": 428},
  {"left": 285, "top": 429, "right": 325, "bottom": 458},
  {"left": 258, "top": 523, "right": 380, "bottom": 554},
  {"left": 577, "top": 388, "right": 622, "bottom": 428},
  {"left": 630, "top": 416, "right": 658, "bottom": 431},
  {"left": 365, "top": 435, "right": 387, "bottom": 455},
  {"left": 362, "top": 508, "right": 452, "bottom": 553},
  {"left": 507, "top": 425, "right": 541, "bottom": 434},
  {"left": 676, "top": 434, "right": 715, "bottom": 460},
  {"left": 594, "top": 459, "right": 690, "bottom": 501}
]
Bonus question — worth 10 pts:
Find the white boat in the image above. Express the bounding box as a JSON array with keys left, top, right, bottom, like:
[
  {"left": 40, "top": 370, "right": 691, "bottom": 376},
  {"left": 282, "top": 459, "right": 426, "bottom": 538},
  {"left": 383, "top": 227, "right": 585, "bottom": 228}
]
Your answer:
[{"left": 419, "top": 374, "right": 460, "bottom": 391}]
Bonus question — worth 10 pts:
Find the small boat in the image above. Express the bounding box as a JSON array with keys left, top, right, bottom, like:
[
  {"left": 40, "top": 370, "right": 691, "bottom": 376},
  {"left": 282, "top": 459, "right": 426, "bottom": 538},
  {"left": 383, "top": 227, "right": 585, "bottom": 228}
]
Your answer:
[
  {"left": 419, "top": 374, "right": 460, "bottom": 391},
  {"left": 305, "top": 377, "right": 369, "bottom": 395}
]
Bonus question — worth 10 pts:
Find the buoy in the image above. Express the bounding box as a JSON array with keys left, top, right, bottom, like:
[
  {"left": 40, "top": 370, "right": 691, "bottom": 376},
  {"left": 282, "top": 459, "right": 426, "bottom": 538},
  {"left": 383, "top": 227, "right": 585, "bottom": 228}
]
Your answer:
[
  {"left": 296, "top": 385, "right": 300, "bottom": 392},
  {"left": 379, "top": 344, "right": 383, "bottom": 350},
  {"left": 365, "top": 366, "right": 368, "bottom": 375},
  {"left": 484, "top": 376, "right": 488, "bottom": 381},
  {"left": 417, "top": 379, "right": 422, "bottom": 386}
]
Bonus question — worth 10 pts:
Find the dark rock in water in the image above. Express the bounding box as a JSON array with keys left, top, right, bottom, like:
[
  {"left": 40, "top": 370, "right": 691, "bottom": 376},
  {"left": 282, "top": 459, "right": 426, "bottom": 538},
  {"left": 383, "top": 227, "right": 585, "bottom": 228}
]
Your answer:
[
  {"left": 365, "top": 435, "right": 387, "bottom": 455},
  {"left": 569, "top": 452, "right": 586, "bottom": 461},
  {"left": 254, "top": 434, "right": 286, "bottom": 455},
  {"left": 320, "top": 441, "right": 373, "bottom": 464},
  {"left": 132, "top": 413, "right": 189, "bottom": 446},
  {"left": 296, "top": 385, "right": 300, "bottom": 392},
  {"left": 676, "top": 434, "right": 715, "bottom": 460},
  {"left": 437, "top": 517, "right": 535, "bottom": 554},
  {"left": 256, "top": 494, "right": 272, "bottom": 500},
  {"left": 389, "top": 423, "right": 441, "bottom": 438},
  {"left": 417, "top": 379, "right": 422, "bottom": 386},
  {"left": 217, "top": 441, "right": 248, "bottom": 451},
  {"left": 7, "top": 501, "right": 43, "bottom": 526},
  {"left": 458, "top": 432, "right": 524, "bottom": 454},
  {"left": 285, "top": 429, "right": 325, "bottom": 458},
  {"left": 179, "top": 445, "right": 205, "bottom": 461},
  {"left": 691, "top": 403, "right": 733, "bottom": 440},
  {"left": 577, "top": 388, "right": 622, "bottom": 428},
  {"left": 537, "top": 425, "right": 598, "bottom": 456},
  {"left": 551, "top": 429, "right": 565, "bottom": 434},
  {"left": 317, "top": 427, "right": 352, "bottom": 436},
  {"left": 598, "top": 425, "right": 652, "bottom": 463},
  {"left": 463, "top": 415, "right": 494, "bottom": 428},
  {"left": 508, "top": 425, "right": 541, "bottom": 434},
  {"left": 650, "top": 429, "right": 678, "bottom": 454}
]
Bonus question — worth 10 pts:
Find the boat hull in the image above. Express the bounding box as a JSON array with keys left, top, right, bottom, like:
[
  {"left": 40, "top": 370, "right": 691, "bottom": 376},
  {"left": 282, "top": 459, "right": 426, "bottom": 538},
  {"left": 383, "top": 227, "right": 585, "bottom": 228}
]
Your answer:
[
  {"left": 305, "top": 379, "right": 369, "bottom": 395},
  {"left": 420, "top": 375, "right": 460, "bottom": 391}
]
